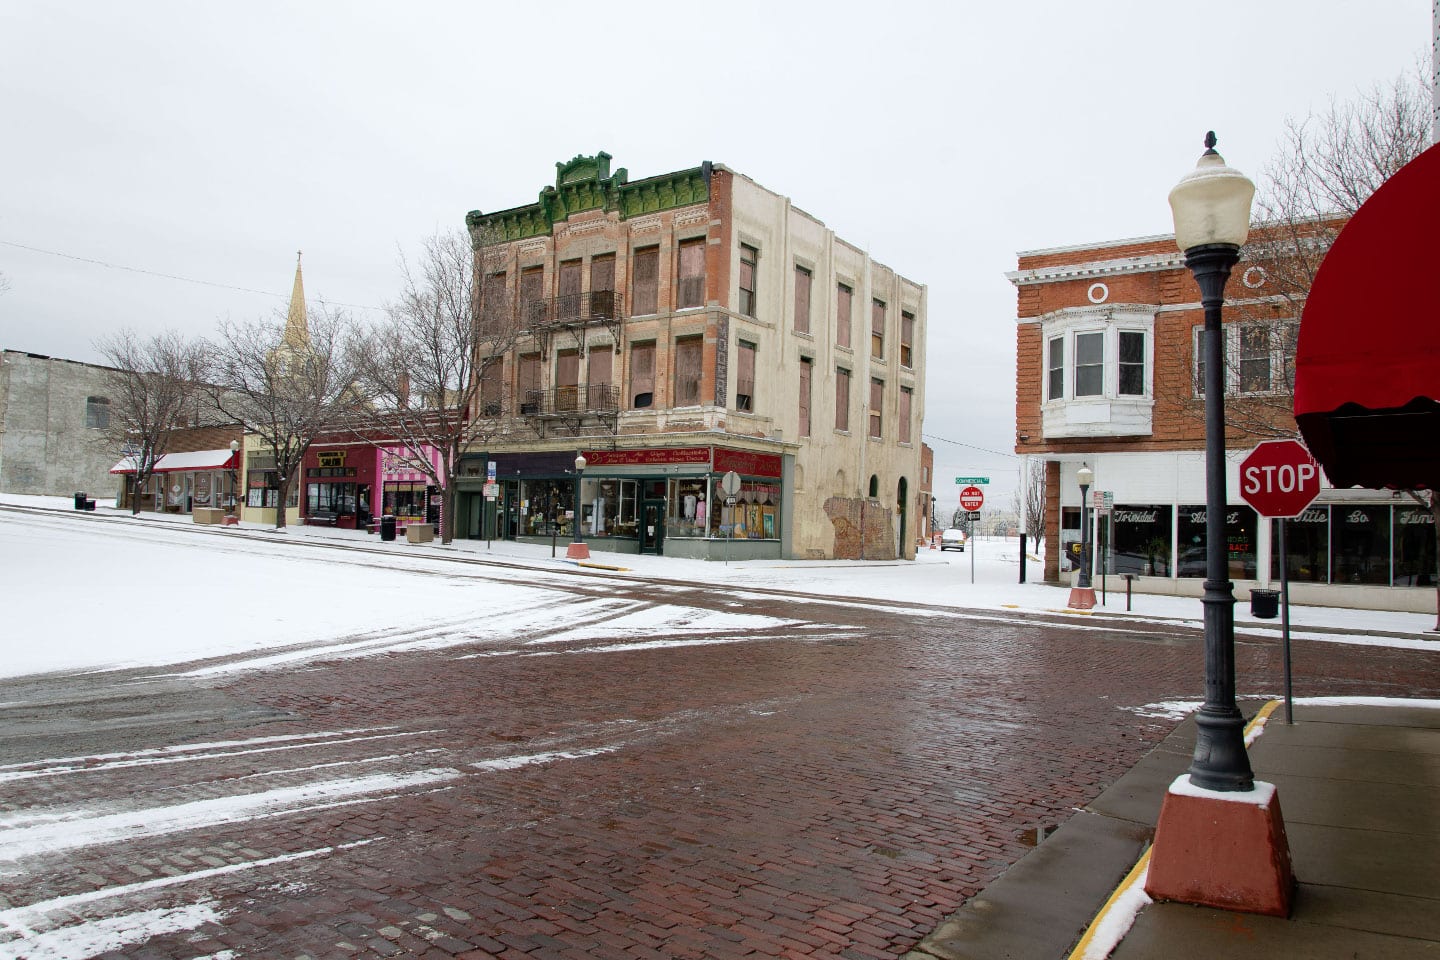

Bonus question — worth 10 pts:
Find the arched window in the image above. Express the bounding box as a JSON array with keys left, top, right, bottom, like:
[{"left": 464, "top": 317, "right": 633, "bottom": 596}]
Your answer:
[{"left": 868, "top": 474, "right": 879, "bottom": 497}]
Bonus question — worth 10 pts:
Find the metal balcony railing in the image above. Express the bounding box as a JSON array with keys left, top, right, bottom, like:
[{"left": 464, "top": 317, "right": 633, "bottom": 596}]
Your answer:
[
  {"left": 522, "top": 291, "right": 619, "bottom": 327},
  {"left": 518, "top": 384, "right": 621, "bottom": 417}
]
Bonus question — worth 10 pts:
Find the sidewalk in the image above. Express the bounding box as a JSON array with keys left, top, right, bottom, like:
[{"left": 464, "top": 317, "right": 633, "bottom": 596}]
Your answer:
[{"left": 908, "top": 699, "right": 1440, "bottom": 959}]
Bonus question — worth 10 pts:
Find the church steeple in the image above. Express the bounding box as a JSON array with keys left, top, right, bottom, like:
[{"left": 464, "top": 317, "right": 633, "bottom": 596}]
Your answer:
[{"left": 282, "top": 250, "right": 310, "bottom": 349}]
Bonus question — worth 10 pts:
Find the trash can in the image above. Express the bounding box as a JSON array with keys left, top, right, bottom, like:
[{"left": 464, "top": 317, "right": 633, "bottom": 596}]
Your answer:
[
  {"left": 84, "top": 499, "right": 96, "bottom": 511},
  {"left": 380, "top": 514, "right": 397, "bottom": 542},
  {"left": 74, "top": 492, "right": 87, "bottom": 510},
  {"left": 1250, "top": 589, "right": 1280, "bottom": 620}
]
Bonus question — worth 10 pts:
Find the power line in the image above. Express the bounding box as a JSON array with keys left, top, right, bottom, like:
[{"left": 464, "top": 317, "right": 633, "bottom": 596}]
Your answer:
[
  {"left": 923, "top": 432, "right": 1019, "bottom": 460},
  {"left": 0, "top": 239, "right": 387, "bottom": 312}
]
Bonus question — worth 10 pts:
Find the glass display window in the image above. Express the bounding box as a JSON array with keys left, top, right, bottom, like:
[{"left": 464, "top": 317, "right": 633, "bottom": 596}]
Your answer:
[
  {"left": 666, "top": 478, "right": 710, "bottom": 538},
  {"left": 384, "top": 482, "right": 428, "bottom": 520},
  {"left": 1108, "top": 505, "right": 1173, "bottom": 576},
  {"left": 1332, "top": 505, "right": 1390, "bottom": 585},
  {"left": 1394, "top": 506, "right": 1437, "bottom": 587},
  {"left": 1177, "top": 505, "right": 1256, "bottom": 579},
  {"left": 1271, "top": 507, "right": 1330, "bottom": 583}
]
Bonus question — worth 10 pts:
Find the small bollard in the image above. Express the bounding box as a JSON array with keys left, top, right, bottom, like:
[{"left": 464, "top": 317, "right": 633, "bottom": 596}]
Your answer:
[{"left": 1123, "top": 573, "right": 1136, "bottom": 612}]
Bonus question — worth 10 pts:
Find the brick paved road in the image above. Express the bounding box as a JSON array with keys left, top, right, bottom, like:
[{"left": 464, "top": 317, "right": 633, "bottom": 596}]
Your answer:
[{"left": 3, "top": 550, "right": 1438, "bottom": 959}]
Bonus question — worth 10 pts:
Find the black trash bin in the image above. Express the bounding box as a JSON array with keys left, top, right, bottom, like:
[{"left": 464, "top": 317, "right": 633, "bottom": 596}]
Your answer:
[
  {"left": 1250, "top": 589, "right": 1280, "bottom": 619},
  {"left": 380, "top": 514, "right": 397, "bottom": 542},
  {"left": 74, "top": 492, "right": 87, "bottom": 510}
]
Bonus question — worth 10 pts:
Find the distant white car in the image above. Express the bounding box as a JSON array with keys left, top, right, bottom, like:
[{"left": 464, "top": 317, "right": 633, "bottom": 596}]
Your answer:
[{"left": 941, "top": 528, "right": 967, "bottom": 552}]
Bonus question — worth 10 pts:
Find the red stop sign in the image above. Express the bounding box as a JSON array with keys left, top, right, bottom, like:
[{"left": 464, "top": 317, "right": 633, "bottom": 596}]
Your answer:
[
  {"left": 959, "top": 485, "right": 984, "bottom": 511},
  {"left": 1239, "top": 440, "right": 1321, "bottom": 518}
]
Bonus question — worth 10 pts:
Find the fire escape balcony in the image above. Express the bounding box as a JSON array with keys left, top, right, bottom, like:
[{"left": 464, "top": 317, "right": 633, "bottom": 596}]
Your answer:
[
  {"left": 519, "top": 384, "right": 621, "bottom": 418},
  {"left": 523, "top": 291, "right": 621, "bottom": 329}
]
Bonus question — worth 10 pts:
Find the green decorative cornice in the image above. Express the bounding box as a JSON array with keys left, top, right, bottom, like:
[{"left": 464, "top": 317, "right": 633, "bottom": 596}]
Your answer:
[{"left": 467, "top": 154, "right": 710, "bottom": 244}]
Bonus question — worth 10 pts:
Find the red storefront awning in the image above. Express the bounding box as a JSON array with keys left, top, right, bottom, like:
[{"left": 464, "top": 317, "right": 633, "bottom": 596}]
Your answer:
[
  {"left": 110, "top": 448, "right": 240, "bottom": 475},
  {"left": 1294, "top": 141, "right": 1440, "bottom": 491}
]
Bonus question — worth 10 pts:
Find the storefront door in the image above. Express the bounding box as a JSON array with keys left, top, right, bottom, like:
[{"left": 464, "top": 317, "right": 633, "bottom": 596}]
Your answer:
[{"left": 640, "top": 500, "right": 665, "bottom": 555}]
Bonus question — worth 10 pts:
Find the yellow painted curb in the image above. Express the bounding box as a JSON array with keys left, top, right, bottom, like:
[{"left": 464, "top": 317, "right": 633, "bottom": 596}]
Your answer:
[{"left": 1064, "top": 699, "right": 1282, "bottom": 960}]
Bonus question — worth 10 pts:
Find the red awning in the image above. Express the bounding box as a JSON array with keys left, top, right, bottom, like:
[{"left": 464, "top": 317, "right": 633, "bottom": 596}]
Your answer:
[
  {"left": 1294, "top": 141, "right": 1440, "bottom": 490},
  {"left": 110, "top": 448, "right": 240, "bottom": 475}
]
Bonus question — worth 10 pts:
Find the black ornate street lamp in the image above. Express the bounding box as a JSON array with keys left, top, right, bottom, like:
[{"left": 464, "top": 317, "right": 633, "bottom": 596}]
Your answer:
[
  {"left": 1169, "top": 132, "right": 1257, "bottom": 792},
  {"left": 1077, "top": 463, "right": 1094, "bottom": 591},
  {"left": 567, "top": 452, "right": 590, "bottom": 560}
]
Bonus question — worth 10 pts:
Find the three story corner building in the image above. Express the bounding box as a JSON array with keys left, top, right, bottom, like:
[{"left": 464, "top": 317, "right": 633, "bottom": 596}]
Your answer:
[{"left": 455, "top": 153, "right": 927, "bottom": 561}]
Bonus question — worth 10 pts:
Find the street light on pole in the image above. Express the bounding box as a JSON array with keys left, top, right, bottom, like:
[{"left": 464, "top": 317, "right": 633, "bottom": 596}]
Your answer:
[
  {"left": 228, "top": 439, "right": 241, "bottom": 518},
  {"left": 1067, "top": 463, "right": 1097, "bottom": 609},
  {"left": 567, "top": 452, "right": 590, "bottom": 561},
  {"left": 1145, "top": 132, "right": 1293, "bottom": 917},
  {"left": 1170, "top": 131, "right": 1257, "bottom": 794}
]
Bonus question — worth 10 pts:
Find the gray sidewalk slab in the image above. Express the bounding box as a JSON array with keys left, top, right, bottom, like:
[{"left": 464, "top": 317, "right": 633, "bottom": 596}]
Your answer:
[{"left": 910, "top": 701, "right": 1440, "bottom": 960}]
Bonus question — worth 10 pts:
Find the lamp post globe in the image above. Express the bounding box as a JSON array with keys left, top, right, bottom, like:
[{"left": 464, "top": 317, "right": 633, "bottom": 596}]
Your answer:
[
  {"left": 1170, "top": 132, "right": 1256, "bottom": 793},
  {"left": 1076, "top": 464, "right": 1093, "bottom": 590}
]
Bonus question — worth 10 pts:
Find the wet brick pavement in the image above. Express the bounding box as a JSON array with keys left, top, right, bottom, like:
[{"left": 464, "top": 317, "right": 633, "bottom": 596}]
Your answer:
[{"left": 4, "top": 565, "right": 1439, "bottom": 959}]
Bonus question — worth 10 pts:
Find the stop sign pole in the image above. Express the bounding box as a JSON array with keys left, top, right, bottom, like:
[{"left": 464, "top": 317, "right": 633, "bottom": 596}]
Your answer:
[
  {"left": 1239, "top": 440, "right": 1321, "bottom": 725},
  {"left": 957, "top": 486, "right": 983, "bottom": 584}
]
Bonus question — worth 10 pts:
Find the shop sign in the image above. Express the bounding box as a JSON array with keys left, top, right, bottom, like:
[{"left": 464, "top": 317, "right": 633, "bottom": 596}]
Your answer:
[
  {"left": 713, "top": 448, "right": 783, "bottom": 479},
  {"left": 584, "top": 446, "right": 712, "bottom": 467},
  {"left": 318, "top": 451, "right": 346, "bottom": 468}
]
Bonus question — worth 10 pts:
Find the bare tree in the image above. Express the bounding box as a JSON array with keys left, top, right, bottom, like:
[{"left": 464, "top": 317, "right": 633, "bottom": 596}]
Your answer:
[
  {"left": 353, "top": 229, "right": 528, "bottom": 544},
  {"left": 204, "top": 306, "right": 363, "bottom": 530},
  {"left": 1016, "top": 459, "right": 1046, "bottom": 549},
  {"left": 1248, "top": 67, "right": 1438, "bottom": 625},
  {"left": 1159, "top": 69, "right": 1429, "bottom": 441},
  {"left": 93, "top": 328, "right": 206, "bottom": 515}
]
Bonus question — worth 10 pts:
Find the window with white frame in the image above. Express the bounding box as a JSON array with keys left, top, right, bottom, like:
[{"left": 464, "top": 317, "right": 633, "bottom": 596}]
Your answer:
[
  {"left": 1193, "top": 320, "right": 1298, "bottom": 397},
  {"left": 1042, "top": 314, "right": 1153, "bottom": 403}
]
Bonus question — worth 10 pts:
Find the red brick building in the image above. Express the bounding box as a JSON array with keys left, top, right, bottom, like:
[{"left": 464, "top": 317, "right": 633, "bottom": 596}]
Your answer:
[{"left": 1010, "top": 233, "right": 1434, "bottom": 613}]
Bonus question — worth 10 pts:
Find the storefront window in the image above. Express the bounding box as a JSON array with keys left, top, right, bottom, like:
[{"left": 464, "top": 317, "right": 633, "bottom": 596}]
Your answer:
[
  {"left": 1108, "top": 505, "right": 1172, "bottom": 576},
  {"left": 1177, "top": 505, "right": 1256, "bottom": 579},
  {"left": 1394, "top": 506, "right": 1437, "bottom": 587},
  {"left": 384, "top": 482, "right": 428, "bottom": 520},
  {"left": 666, "top": 478, "right": 710, "bottom": 538},
  {"left": 710, "top": 480, "right": 780, "bottom": 539},
  {"left": 1270, "top": 507, "right": 1329, "bottom": 583},
  {"left": 1332, "top": 505, "right": 1390, "bottom": 585}
]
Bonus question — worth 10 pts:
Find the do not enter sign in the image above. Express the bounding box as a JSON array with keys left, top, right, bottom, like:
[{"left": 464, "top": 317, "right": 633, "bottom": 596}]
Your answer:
[
  {"left": 1239, "top": 440, "right": 1321, "bottom": 518},
  {"left": 959, "top": 485, "right": 985, "bottom": 511}
]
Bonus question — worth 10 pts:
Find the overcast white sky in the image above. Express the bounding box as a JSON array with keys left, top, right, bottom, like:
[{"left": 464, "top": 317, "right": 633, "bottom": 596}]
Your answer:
[{"left": 0, "top": 1, "right": 1427, "bottom": 506}]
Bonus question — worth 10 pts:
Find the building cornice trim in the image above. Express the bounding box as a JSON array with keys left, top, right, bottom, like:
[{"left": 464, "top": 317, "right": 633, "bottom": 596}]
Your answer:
[{"left": 1006, "top": 251, "right": 1185, "bottom": 287}]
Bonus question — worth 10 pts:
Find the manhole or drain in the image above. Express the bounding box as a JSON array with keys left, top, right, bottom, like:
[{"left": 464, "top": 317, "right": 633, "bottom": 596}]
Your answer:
[{"left": 1018, "top": 824, "right": 1061, "bottom": 846}]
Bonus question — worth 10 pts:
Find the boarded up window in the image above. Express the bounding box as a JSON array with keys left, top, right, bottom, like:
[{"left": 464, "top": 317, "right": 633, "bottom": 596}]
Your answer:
[
  {"left": 558, "top": 260, "right": 582, "bottom": 320},
  {"left": 587, "top": 347, "right": 614, "bottom": 410},
  {"left": 901, "top": 311, "right": 915, "bottom": 367},
  {"left": 738, "top": 245, "right": 757, "bottom": 317},
  {"left": 677, "top": 238, "right": 706, "bottom": 309},
  {"left": 674, "top": 336, "right": 703, "bottom": 406},
  {"left": 631, "top": 341, "right": 655, "bottom": 408},
  {"left": 736, "top": 340, "right": 756, "bottom": 411},
  {"left": 482, "top": 272, "right": 508, "bottom": 330},
  {"left": 479, "top": 359, "right": 503, "bottom": 417},
  {"left": 518, "top": 353, "right": 541, "bottom": 414},
  {"left": 590, "top": 254, "right": 616, "bottom": 319},
  {"left": 869, "top": 378, "right": 884, "bottom": 438},
  {"left": 798, "top": 357, "right": 812, "bottom": 438},
  {"left": 871, "top": 299, "right": 886, "bottom": 360},
  {"left": 899, "top": 386, "right": 912, "bottom": 443},
  {"left": 556, "top": 350, "right": 579, "bottom": 411},
  {"left": 836, "top": 283, "right": 853, "bottom": 349},
  {"left": 521, "top": 267, "right": 545, "bottom": 325},
  {"left": 835, "top": 368, "right": 851, "bottom": 431},
  {"left": 794, "top": 265, "right": 811, "bottom": 334},
  {"left": 633, "top": 247, "right": 659, "bottom": 316}
]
